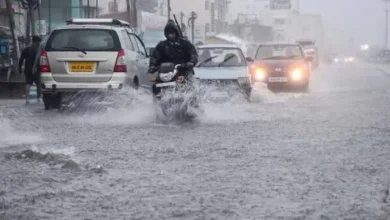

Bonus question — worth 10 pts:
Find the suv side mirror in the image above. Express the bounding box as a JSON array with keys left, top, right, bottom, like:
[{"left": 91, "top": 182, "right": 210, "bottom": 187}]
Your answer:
[{"left": 246, "top": 57, "right": 253, "bottom": 62}]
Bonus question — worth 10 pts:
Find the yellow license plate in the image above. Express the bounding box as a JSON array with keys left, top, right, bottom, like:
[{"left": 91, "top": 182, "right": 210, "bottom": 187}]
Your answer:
[{"left": 69, "top": 62, "right": 94, "bottom": 72}]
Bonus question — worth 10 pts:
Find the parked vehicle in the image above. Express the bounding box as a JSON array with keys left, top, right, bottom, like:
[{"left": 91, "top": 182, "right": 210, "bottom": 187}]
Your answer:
[
  {"left": 40, "top": 18, "right": 149, "bottom": 110},
  {"left": 296, "top": 39, "right": 319, "bottom": 69}
]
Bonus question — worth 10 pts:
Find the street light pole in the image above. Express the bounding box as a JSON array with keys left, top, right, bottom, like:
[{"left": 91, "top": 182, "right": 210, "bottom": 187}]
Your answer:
[
  {"left": 167, "top": 0, "right": 171, "bottom": 19},
  {"left": 386, "top": 0, "right": 389, "bottom": 49},
  {"left": 126, "top": 0, "right": 131, "bottom": 23}
]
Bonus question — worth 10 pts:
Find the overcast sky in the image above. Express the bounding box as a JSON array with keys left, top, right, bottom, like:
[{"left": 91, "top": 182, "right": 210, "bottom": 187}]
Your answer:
[{"left": 299, "top": 0, "right": 384, "bottom": 47}]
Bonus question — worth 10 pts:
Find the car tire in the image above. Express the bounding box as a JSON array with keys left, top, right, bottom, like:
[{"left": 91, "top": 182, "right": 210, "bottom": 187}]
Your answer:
[
  {"left": 52, "top": 93, "right": 62, "bottom": 109},
  {"left": 301, "top": 83, "right": 309, "bottom": 93},
  {"left": 133, "top": 77, "right": 139, "bottom": 89},
  {"left": 43, "top": 94, "right": 51, "bottom": 110},
  {"left": 244, "top": 88, "right": 252, "bottom": 101}
]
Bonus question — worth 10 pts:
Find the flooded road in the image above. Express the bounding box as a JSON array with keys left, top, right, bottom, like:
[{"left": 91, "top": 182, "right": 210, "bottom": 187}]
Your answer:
[{"left": 1, "top": 63, "right": 390, "bottom": 219}]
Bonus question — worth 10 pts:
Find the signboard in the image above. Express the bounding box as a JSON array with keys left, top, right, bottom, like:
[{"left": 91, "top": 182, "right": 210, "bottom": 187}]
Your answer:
[
  {"left": 35, "top": 20, "right": 47, "bottom": 35},
  {"left": 270, "top": 0, "right": 291, "bottom": 10}
]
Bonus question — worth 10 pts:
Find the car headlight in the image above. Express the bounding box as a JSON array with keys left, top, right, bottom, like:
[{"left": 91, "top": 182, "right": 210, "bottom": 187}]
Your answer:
[
  {"left": 254, "top": 68, "right": 266, "bottom": 81},
  {"left": 334, "top": 58, "right": 339, "bottom": 62},
  {"left": 291, "top": 68, "right": 304, "bottom": 81},
  {"left": 349, "top": 57, "right": 355, "bottom": 62},
  {"left": 160, "top": 72, "right": 175, "bottom": 82}
]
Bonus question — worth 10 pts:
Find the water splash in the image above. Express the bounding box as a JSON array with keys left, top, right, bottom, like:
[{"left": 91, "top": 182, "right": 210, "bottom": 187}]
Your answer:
[{"left": 0, "top": 117, "right": 43, "bottom": 148}]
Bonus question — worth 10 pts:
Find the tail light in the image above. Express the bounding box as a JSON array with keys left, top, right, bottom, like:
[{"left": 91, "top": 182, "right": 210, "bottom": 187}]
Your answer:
[
  {"left": 177, "top": 75, "right": 184, "bottom": 82},
  {"left": 114, "top": 49, "right": 127, "bottom": 72},
  {"left": 40, "top": 50, "right": 51, "bottom": 72}
]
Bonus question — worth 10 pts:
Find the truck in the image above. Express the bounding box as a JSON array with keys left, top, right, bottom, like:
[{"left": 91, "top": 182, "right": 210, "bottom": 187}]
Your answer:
[{"left": 296, "top": 39, "right": 319, "bottom": 69}]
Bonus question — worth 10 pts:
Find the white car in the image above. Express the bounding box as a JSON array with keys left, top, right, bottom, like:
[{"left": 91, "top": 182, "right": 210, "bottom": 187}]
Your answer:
[{"left": 195, "top": 45, "right": 253, "bottom": 98}]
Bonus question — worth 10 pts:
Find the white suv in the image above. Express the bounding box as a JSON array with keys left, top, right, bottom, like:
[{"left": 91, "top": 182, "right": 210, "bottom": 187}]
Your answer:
[{"left": 40, "top": 19, "right": 150, "bottom": 109}]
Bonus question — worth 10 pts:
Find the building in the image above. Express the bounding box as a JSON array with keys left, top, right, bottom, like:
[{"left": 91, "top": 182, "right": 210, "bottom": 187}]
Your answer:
[
  {"left": 0, "top": 0, "right": 26, "bottom": 37},
  {"left": 228, "top": 0, "right": 270, "bottom": 23},
  {"left": 165, "top": 0, "right": 229, "bottom": 44},
  {"left": 35, "top": 0, "right": 101, "bottom": 34}
]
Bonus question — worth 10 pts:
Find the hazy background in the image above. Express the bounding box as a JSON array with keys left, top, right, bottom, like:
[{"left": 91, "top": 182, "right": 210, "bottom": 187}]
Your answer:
[{"left": 300, "top": 0, "right": 384, "bottom": 48}]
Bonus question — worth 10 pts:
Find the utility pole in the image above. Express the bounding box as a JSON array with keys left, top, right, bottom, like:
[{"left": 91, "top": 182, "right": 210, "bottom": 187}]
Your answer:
[
  {"left": 132, "top": 0, "right": 138, "bottom": 29},
  {"left": 167, "top": 0, "right": 171, "bottom": 19},
  {"left": 113, "top": 0, "right": 118, "bottom": 12},
  {"left": 180, "top": 12, "right": 184, "bottom": 24},
  {"left": 96, "top": 0, "right": 99, "bottom": 17},
  {"left": 386, "top": 0, "right": 389, "bottom": 49},
  {"left": 188, "top": 11, "right": 197, "bottom": 43},
  {"left": 37, "top": 0, "right": 42, "bottom": 36},
  {"left": 87, "top": 0, "right": 90, "bottom": 18},
  {"left": 48, "top": 0, "right": 51, "bottom": 32},
  {"left": 126, "top": 0, "right": 131, "bottom": 24},
  {"left": 5, "top": 0, "right": 19, "bottom": 75}
]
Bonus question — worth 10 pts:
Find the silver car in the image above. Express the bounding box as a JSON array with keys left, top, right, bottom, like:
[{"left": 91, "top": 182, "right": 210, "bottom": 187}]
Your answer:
[
  {"left": 195, "top": 45, "right": 253, "bottom": 99},
  {"left": 40, "top": 19, "right": 150, "bottom": 109}
]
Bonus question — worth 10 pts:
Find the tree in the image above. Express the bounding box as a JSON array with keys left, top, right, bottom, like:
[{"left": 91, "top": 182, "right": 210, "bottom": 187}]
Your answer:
[
  {"left": 5, "top": 0, "right": 19, "bottom": 75},
  {"left": 137, "top": 0, "right": 158, "bottom": 13}
]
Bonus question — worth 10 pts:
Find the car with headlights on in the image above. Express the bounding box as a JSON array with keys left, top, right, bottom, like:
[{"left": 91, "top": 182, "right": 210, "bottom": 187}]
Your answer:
[
  {"left": 250, "top": 43, "right": 313, "bottom": 91},
  {"left": 195, "top": 45, "right": 252, "bottom": 99}
]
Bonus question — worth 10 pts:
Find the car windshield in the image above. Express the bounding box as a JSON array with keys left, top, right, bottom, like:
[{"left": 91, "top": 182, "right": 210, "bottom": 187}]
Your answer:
[
  {"left": 197, "top": 47, "right": 246, "bottom": 67},
  {"left": 45, "top": 29, "right": 121, "bottom": 51},
  {"left": 255, "top": 45, "right": 304, "bottom": 60}
]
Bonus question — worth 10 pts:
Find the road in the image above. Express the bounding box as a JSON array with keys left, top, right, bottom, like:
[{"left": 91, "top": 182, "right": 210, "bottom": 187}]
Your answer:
[{"left": 1, "top": 62, "right": 390, "bottom": 219}]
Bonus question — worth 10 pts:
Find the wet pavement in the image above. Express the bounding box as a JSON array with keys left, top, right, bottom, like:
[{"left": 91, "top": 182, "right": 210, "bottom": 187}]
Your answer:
[{"left": 1, "top": 62, "right": 390, "bottom": 219}]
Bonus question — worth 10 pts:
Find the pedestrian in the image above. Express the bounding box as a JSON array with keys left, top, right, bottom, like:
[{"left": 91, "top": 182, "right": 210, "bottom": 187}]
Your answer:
[{"left": 19, "top": 36, "right": 41, "bottom": 104}]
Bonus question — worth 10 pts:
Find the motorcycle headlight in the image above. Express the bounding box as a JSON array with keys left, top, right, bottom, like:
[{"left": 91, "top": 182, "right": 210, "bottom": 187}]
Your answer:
[
  {"left": 160, "top": 72, "right": 175, "bottom": 82},
  {"left": 254, "top": 68, "right": 266, "bottom": 81},
  {"left": 291, "top": 68, "right": 304, "bottom": 81}
]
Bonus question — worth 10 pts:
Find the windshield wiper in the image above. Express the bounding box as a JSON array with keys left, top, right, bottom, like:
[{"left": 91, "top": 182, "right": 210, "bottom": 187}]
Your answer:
[
  {"left": 62, "top": 46, "right": 87, "bottom": 54},
  {"left": 197, "top": 55, "right": 218, "bottom": 67},
  {"left": 218, "top": 54, "right": 236, "bottom": 67}
]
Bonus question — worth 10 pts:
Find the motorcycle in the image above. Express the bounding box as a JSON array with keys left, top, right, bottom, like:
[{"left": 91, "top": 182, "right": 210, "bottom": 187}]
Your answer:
[{"left": 151, "top": 62, "right": 199, "bottom": 122}]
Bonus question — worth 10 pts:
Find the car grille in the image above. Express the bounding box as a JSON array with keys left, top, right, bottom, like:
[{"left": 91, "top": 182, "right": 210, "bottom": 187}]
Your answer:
[{"left": 269, "top": 71, "right": 287, "bottom": 77}]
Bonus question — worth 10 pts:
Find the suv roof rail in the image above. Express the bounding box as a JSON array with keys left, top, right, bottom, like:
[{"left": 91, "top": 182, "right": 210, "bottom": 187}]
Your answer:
[{"left": 66, "top": 18, "right": 131, "bottom": 28}]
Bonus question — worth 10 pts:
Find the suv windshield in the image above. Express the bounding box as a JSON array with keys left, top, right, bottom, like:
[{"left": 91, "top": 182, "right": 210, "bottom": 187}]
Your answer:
[
  {"left": 45, "top": 29, "right": 121, "bottom": 51},
  {"left": 197, "top": 47, "right": 246, "bottom": 67},
  {"left": 255, "top": 45, "right": 304, "bottom": 60}
]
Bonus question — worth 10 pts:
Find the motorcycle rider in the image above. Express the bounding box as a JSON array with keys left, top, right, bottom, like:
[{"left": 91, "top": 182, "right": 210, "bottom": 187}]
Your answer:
[{"left": 148, "top": 20, "right": 198, "bottom": 96}]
